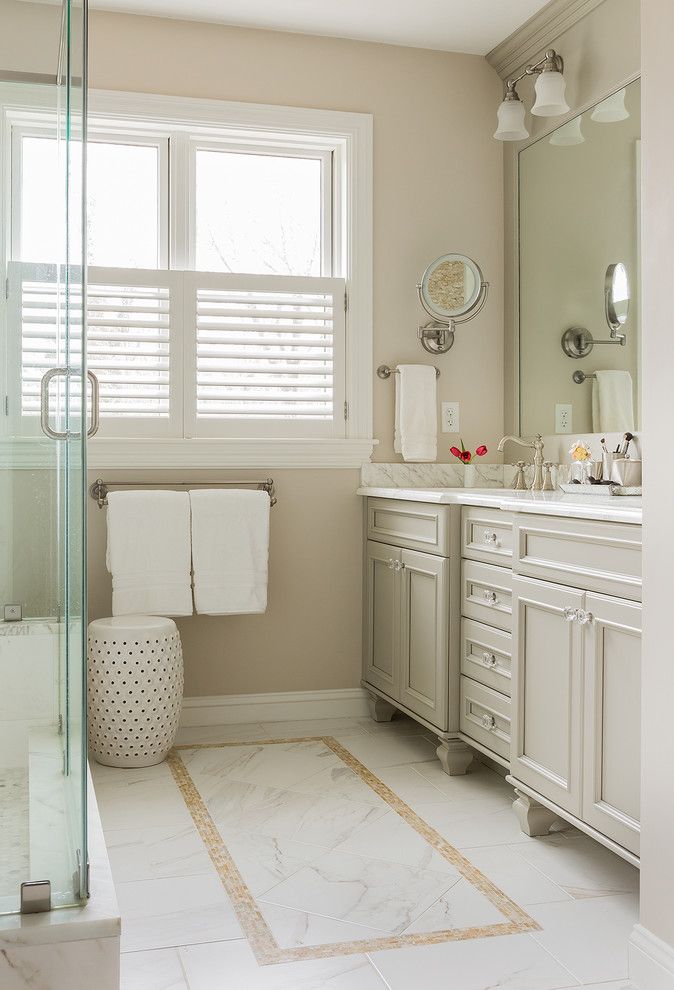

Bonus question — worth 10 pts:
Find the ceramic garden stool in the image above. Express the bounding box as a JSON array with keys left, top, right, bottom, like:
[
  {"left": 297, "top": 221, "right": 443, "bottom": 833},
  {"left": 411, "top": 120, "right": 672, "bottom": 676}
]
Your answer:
[{"left": 87, "top": 615, "right": 184, "bottom": 767}]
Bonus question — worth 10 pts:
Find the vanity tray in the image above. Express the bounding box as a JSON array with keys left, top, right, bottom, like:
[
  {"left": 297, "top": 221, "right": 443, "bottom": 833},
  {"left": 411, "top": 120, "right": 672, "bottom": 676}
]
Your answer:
[{"left": 560, "top": 483, "right": 642, "bottom": 497}]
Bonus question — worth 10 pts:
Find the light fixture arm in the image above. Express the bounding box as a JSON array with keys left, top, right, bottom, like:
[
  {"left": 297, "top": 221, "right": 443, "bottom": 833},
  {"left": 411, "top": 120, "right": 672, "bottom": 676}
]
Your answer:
[{"left": 505, "top": 49, "right": 564, "bottom": 94}]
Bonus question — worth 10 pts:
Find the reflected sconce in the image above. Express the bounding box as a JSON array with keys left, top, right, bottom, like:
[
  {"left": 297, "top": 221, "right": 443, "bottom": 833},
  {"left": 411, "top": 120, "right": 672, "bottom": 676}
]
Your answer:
[
  {"left": 549, "top": 115, "right": 584, "bottom": 146},
  {"left": 591, "top": 88, "right": 629, "bottom": 123},
  {"left": 494, "top": 49, "right": 569, "bottom": 142}
]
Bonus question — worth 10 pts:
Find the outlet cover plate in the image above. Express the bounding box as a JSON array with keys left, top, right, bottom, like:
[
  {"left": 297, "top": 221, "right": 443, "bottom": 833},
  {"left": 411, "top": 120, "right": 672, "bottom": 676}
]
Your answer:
[
  {"left": 442, "top": 401, "right": 460, "bottom": 434},
  {"left": 555, "top": 403, "right": 572, "bottom": 434},
  {"left": 3, "top": 604, "right": 22, "bottom": 622}
]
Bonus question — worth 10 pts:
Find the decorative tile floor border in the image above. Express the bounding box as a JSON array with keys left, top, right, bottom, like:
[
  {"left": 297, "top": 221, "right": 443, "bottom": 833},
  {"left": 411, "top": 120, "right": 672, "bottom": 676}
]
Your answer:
[{"left": 167, "top": 736, "right": 540, "bottom": 964}]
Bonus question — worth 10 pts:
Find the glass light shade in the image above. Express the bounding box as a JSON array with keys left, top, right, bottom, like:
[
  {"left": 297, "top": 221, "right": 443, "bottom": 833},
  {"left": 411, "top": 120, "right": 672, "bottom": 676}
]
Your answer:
[
  {"left": 494, "top": 98, "right": 529, "bottom": 141},
  {"left": 531, "top": 70, "right": 570, "bottom": 117},
  {"left": 591, "top": 88, "right": 629, "bottom": 123},
  {"left": 549, "top": 115, "right": 584, "bottom": 146}
]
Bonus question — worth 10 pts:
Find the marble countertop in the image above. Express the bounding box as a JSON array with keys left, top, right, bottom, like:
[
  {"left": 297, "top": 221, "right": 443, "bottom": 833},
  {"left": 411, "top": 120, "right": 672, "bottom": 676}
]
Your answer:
[{"left": 357, "top": 486, "right": 643, "bottom": 524}]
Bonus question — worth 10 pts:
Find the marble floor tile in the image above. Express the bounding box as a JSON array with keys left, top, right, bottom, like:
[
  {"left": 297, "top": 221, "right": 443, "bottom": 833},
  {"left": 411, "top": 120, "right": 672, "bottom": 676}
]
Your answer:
[
  {"left": 94, "top": 778, "right": 194, "bottom": 830},
  {"left": 259, "top": 902, "right": 387, "bottom": 949},
  {"left": 403, "top": 877, "right": 509, "bottom": 933},
  {"left": 331, "top": 732, "right": 438, "bottom": 769},
  {"left": 120, "top": 947, "right": 188, "bottom": 990},
  {"left": 369, "top": 932, "right": 577, "bottom": 990},
  {"left": 369, "top": 764, "right": 455, "bottom": 805},
  {"left": 204, "top": 777, "right": 388, "bottom": 848},
  {"left": 0, "top": 769, "right": 29, "bottom": 897},
  {"left": 219, "top": 830, "right": 333, "bottom": 897},
  {"left": 529, "top": 893, "right": 638, "bottom": 984},
  {"left": 104, "top": 824, "right": 214, "bottom": 883},
  {"left": 180, "top": 939, "right": 389, "bottom": 989},
  {"left": 182, "top": 739, "right": 341, "bottom": 790},
  {"left": 90, "top": 760, "right": 174, "bottom": 788},
  {"left": 116, "top": 874, "right": 243, "bottom": 952},
  {"left": 332, "top": 809, "right": 462, "bottom": 876},
  {"left": 259, "top": 848, "right": 458, "bottom": 935},
  {"left": 285, "top": 763, "right": 387, "bottom": 807},
  {"left": 509, "top": 832, "right": 639, "bottom": 899},
  {"left": 414, "top": 801, "right": 536, "bottom": 849},
  {"left": 458, "top": 844, "right": 573, "bottom": 907},
  {"left": 412, "top": 758, "right": 514, "bottom": 800},
  {"left": 355, "top": 714, "right": 430, "bottom": 736},
  {"left": 174, "top": 722, "right": 270, "bottom": 745},
  {"left": 260, "top": 718, "right": 370, "bottom": 739}
]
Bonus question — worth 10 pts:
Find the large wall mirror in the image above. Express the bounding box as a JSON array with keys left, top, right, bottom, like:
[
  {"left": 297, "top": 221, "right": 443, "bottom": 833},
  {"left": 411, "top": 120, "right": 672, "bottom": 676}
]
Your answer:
[{"left": 518, "top": 78, "right": 641, "bottom": 436}]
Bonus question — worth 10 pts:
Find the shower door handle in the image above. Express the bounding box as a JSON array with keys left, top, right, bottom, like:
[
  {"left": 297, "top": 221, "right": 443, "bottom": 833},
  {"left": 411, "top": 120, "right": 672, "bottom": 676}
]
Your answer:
[
  {"left": 40, "top": 368, "right": 100, "bottom": 440},
  {"left": 86, "top": 370, "right": 100, "bottom": 438},
  {"left": 40, "top": 367, "right": 69, "bottom": 440}
]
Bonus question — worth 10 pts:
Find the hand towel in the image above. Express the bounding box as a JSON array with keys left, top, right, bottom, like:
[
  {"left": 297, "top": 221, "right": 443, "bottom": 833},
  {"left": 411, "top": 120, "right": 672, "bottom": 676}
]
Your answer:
[
  {"left": 395, "top": 364, "right": 438, "bottom": 462},
  {"left": 106, "top": 491, "right": 193, "bottom": 617},
  {"left": 592, "top": 370, "right": 635, "bottom": 433},
  {"left": 190, "top": 489, "right": 270, "bottom": 615}
]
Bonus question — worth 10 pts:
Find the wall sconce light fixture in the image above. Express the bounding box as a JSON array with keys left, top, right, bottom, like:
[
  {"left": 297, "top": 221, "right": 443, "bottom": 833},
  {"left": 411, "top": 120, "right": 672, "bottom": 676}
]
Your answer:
[{"left": 494, "top": 49, "right": 569, "bottom": 142}]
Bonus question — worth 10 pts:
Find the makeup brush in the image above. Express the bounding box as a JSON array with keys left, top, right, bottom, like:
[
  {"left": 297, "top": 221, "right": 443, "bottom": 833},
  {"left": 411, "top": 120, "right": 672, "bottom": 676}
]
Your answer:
[{"left": 620, "top": 432, "right": 634, "bottom": 457}]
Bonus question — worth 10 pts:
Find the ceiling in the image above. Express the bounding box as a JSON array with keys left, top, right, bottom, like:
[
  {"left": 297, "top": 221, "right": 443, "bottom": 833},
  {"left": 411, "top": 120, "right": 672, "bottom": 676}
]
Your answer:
[{"left": 81, "top": 0, "right": 554, "bottom": 55}]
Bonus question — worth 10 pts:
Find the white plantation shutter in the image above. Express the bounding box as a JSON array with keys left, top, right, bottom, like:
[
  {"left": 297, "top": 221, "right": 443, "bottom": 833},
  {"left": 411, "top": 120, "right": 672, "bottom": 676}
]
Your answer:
[
  {"left": 7, "top": 265, "right": 346, "bottom": 440},
  {"left": 184, "top": 272, "right": 346, "bottom": 438},
  {"left": 8, "top": 263, "right": 182, "bottom": 437}
]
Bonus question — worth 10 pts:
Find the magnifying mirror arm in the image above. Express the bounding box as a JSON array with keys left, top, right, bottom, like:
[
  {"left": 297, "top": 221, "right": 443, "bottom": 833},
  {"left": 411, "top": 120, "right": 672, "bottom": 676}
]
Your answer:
[{"left": 416, "top": 281, "right": 489, "bottom": 354}]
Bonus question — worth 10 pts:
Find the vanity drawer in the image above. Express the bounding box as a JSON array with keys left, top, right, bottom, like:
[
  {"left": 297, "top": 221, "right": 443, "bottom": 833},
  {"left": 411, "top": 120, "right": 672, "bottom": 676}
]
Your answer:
[
  {"left": 461, "top": 618, "right": 512, "bottom": 697},
  {"left": 461, "top": 559, "right": 513, "bottom": 631},
  {"left": 514, "top": 514, "right": 642, "bottom": 602},
  {"left": 460, "top": 676, "right": 511, "bottom": 763},
  {"left": 461, "top": 506, "right": 513, "bottom": 567},
  {"left": 366, "top": 498, "right": 455, "bottom": 557}
]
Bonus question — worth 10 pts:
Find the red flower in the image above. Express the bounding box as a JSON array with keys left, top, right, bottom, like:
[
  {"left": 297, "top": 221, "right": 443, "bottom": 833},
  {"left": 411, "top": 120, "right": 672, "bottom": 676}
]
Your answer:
[
  {"left": 460, "top": 450, "right": 472, "bottom": 463},
  {"left": 476, "top": 445, "right": 488, "bottom": 457},
  {"left": 450, "top": 446, "right": 462, "bottom": 459}
]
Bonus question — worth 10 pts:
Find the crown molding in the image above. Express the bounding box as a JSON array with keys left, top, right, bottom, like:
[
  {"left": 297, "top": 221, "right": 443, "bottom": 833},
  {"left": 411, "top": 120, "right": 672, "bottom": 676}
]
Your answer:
[{"left": 487, "top": 0, "right": 607, "bottom": 80}]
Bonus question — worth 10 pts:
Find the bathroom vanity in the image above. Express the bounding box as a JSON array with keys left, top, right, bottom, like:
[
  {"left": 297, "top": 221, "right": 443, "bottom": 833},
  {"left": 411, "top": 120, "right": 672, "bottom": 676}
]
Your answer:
[{"left": 359, "top": 486, "right": 642, "bottom": 865}]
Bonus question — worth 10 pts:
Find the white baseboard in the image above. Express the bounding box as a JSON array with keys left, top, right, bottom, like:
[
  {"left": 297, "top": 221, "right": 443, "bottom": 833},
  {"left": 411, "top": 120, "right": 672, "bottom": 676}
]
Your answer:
[
  {"left": 180, "top": 687, "right": 370, "bottom": 727},
  {"left": 630, "top": 924, "right": 674, "bottom": 990}
]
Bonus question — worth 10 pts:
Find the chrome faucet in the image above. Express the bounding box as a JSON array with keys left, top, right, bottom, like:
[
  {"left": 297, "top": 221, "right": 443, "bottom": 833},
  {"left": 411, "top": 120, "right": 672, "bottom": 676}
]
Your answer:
[{"left": 498, "top": 434, "right": 546, "bottom": 491}]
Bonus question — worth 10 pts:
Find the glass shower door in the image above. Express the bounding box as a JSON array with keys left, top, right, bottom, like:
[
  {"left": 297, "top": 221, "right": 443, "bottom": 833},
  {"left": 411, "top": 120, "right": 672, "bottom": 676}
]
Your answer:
[{"left": 0, "top": 0, "right": 88, "bottom": 914}]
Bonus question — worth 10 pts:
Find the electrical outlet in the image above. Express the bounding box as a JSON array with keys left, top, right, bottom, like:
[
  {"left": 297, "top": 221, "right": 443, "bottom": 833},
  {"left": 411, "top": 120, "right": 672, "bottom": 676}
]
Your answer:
[
  {"left": 3, "top": 604, "right": 22, "bottom": 622},
  {"left": 441, "top": 402, "right": 460, "bottom": 434},
  {"left": 555, "top": 403, "right": 572, "bottom": 434}
]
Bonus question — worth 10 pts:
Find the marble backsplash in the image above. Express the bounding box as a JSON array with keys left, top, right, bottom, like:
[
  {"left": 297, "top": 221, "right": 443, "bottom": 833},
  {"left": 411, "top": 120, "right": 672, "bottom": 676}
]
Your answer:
[{"left": 360, "top": 462, "right": 562, "bottom": 489}]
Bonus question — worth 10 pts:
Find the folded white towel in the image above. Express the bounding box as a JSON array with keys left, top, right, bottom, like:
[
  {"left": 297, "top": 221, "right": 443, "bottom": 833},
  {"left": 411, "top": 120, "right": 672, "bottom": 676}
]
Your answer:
[
  {"left": 395, "top": 364, "right": 437, "bottom": 462},
  {"left": 189, "top": 489, "right": 270, "bottom": 615},
  {"left": 106, "top": 491, "right": 193, "bottom": 617},
  {"left": 592, "top": 370, "right": 635, "bottom": 433}
]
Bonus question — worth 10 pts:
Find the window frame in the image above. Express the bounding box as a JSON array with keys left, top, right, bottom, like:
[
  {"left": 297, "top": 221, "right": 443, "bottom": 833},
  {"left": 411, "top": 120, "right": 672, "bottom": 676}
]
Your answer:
[{"left": 0, "top": 85, "right": 374, "bottom": 469}]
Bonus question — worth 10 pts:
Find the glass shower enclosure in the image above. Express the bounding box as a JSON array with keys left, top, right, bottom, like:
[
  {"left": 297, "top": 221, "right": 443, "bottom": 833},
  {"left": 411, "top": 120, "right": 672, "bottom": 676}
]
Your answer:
[{"left": 0, "top": 0, "right": 88, "bottom": 913}]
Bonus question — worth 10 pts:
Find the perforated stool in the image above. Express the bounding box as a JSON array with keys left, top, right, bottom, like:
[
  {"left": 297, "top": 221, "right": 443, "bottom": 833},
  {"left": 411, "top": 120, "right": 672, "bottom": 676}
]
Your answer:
[{"left": 87, "top": 615, "right": 184, "bottom": 767}]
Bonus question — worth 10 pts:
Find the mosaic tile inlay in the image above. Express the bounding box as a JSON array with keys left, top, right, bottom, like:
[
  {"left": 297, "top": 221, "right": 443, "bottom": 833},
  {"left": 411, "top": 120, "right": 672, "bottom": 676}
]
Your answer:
[{"left": 167, "top": 737, "right": 539, "bottom": 964}]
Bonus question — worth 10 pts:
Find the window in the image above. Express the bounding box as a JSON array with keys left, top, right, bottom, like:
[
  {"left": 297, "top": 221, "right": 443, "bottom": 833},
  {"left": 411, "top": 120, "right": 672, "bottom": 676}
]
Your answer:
[{"left": 2, "top": 89, "right": 373, "bottom": 467}]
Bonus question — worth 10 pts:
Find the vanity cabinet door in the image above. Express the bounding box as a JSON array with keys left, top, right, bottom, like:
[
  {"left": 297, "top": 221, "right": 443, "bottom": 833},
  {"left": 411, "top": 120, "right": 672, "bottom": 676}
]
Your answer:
[
  {"left": 364, "top": 541, "right": 402, "bottom": 700},
  {"left": 398, "top": 549, "right": 449, "bottom": 731},
  {"left": 582, "top": 593, "right": 641, "bottom": 856},
  {"left": 511, "top": 575, "right": 584, "bottom": 817}
]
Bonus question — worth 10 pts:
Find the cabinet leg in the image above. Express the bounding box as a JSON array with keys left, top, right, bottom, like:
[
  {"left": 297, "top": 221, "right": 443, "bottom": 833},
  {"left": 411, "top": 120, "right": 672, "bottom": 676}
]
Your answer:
[
  {"left": 512, "top": 789, "right": 561, "bottom": 837},
  {"left": 436, "top": 739, "right": 474, "bottom": 776},
  {"left": 367, "top": 694, "right": 397, "bottom": 723}
]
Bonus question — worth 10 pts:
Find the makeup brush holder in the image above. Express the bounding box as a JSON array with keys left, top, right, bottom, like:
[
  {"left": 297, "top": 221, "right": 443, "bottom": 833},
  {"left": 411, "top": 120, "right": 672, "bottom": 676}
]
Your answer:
[{"left": 610, "top": 459, "right": 642, "bottom": 487}]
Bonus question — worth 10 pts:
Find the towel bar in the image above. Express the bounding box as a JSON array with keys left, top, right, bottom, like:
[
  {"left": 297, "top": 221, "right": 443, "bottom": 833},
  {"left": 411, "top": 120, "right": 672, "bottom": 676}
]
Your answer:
[
  {"left": 377, "top": 364, "right": 440, "bottom": 380},
  {"left": 572, "top": 371, "right": 597, "bottom": 384},
  {"left": 90, "top": 477, "right": 276, "bottom": 508}
]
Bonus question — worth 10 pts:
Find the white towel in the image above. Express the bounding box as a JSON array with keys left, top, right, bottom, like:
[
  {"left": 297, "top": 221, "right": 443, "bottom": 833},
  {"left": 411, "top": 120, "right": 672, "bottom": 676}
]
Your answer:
[
  {"left": 190, "top": 489, "right": 270, "bottom": 615},
  {"left": 592, "top": 370, "right": 635, "bottom": 433},
  {"left": 395, "top": 364, "right": 437, "bottom": 462},
  {"left": 106, "top": 491, "right": 193, "bottom": 617}
]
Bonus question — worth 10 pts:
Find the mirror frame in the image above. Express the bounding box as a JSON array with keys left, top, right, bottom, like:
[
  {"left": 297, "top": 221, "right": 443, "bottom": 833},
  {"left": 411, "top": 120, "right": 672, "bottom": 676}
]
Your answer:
[
  {"left": 419, "top": 253, "right": 485, "bottom": 323},
  {"left": 605, "top": 261, "right": 630, "bottom": 333}
]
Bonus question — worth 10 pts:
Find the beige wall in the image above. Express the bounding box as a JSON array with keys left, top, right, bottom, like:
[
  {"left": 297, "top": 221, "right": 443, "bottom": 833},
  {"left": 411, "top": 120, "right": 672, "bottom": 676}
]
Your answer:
[
  {"left": 639, "top": 0, "right": 674, "bottom": 955},
  {"left": 499, "top": 0, "right": 641, "bottom": 435},
  {"left": 66, "top": 11, "right": 502, "bottom": 696}
]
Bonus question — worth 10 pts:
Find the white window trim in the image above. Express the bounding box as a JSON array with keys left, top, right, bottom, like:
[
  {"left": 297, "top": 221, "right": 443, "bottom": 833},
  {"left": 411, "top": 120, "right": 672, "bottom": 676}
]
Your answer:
[{"left": 1, "top": 86, "right": 375, "bottom": 469}]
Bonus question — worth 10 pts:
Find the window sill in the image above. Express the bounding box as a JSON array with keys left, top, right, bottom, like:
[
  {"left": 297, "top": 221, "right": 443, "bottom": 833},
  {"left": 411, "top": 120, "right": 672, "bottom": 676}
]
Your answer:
[{"left": 87, "top": 436, "right": 377, "bottom": 470}]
